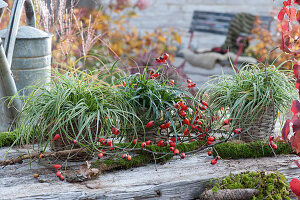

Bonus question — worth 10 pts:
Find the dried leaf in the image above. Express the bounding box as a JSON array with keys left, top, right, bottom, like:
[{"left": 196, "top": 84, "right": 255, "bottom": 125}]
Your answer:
[
  {"left": 78, "top": 161, "right": 100, "bottom": 179},
  {"left": 157, "top": 35, "right": 166, "bottom": 43},
  {"left": 86, "top": 161, "right": 91, "bottom": 169},
  {"left": 172, "top": 32, "right": 182, "bottom": 45}
]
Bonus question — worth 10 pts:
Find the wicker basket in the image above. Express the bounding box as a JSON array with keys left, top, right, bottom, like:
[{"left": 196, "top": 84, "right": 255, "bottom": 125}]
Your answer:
[
  {"left": 51, "top": 121, "right": 99, "bottom": 161},
  {"left": 136, "top": 129, "right": 169, "bottom": 143},
  {"left": 239, "top": 106, "right": 277, "bottom": 142},
  {"left": 51, "top": 136, "right": 94, "bottom": 161}
]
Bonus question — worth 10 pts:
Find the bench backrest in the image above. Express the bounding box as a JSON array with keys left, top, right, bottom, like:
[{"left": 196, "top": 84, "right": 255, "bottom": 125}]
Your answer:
[{"left": 189, "top": 11, "right": 273, "bottom": 35}]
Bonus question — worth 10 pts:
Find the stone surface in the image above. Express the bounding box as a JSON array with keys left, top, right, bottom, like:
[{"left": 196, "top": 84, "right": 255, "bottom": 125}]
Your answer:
[{"left": 0, "top": 145, "right": 299, "bottom": 199}]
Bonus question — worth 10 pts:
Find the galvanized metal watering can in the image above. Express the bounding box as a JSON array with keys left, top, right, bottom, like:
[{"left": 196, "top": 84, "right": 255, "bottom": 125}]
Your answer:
[{"left": 0, "top": 0, "right": 52, "bottom": 132}]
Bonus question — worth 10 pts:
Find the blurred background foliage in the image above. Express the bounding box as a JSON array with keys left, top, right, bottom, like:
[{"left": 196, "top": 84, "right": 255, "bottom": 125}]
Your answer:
[
  {"left": 246, "top": 13, "right": 300, "bottom": 70},
  {"left": 0, "top": 0, "right": 181, "bottom": 71},
  {"left": 0, "top": 0, "right": 297, "bottom": 71}
]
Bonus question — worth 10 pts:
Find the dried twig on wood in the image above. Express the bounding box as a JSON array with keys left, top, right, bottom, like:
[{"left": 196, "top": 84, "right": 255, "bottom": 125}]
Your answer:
[{"left": 0, "top": 148, "right": 88, "bottom": 166}]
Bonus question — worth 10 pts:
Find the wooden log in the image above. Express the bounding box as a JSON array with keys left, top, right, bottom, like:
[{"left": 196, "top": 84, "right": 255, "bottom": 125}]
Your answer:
[
  {"left": 199, "top": 189, "right": 260, "bottom": 200},
  {"left": 0, "top": 148, "right": 88, "bottom": 166}
]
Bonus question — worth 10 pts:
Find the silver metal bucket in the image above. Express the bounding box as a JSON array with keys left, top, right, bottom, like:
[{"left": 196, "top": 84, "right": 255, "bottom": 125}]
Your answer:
[{"left": 0, "top": 26, "right": 52, "bottom": 96}]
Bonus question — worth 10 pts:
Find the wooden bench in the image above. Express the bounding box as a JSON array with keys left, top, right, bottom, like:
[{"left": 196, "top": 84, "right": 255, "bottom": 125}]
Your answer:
[
  {"left": 177, "top": 11, "right": 273, "bottom": 69},
  {"left": 189, "top": 11, "right": 273, "bottom": 37}
]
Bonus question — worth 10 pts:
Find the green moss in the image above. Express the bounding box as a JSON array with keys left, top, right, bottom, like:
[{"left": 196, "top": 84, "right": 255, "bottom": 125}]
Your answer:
[
  {"left": 213, "top": 140, "right": 294, "bottom": 159},
  {"left": 213, "top": 171, "right": 290, "bottom": 200},
  {"left": 92, "top": 140, "right": 294, "bottom": 172},
  {"left": 92, "top": 140, "right": 206, "bottom": 170},
  {"left": 0, "top": 131, "right": 17, "bottom": 148}
]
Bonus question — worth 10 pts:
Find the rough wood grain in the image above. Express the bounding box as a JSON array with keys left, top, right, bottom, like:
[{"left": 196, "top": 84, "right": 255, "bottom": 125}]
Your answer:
[{"left": 0, "top": 146, "right": 299, "bottom": 200}]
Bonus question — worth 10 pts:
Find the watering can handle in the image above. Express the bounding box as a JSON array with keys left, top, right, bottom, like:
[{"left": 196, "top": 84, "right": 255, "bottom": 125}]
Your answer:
[{"left": 4, "top": 0, "right": 36, "bottom": 67}]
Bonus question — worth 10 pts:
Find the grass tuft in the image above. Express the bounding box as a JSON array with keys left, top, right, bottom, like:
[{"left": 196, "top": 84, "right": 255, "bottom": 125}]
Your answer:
[{"left": 204, "top": 63, "right": 296, "bottom": 129}]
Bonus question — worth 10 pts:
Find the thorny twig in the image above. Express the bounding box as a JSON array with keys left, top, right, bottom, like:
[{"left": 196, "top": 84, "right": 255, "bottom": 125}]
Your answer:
[
  {"left": 0, "top": 131, "right": 239, "bottom": 167},
  {"left": 0, "top": 148, "right": 89, "bottom": 166},
  {"left": 186, "top": 133, "right": 239, "bottom": 155}
]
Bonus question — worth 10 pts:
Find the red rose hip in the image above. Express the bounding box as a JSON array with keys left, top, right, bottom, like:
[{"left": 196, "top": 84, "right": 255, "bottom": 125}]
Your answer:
[
  {"left": 211, "top": 159, "right": 217, "bottom": 165},
  {"left": 174, "top": 149, "right": 179, "bottom": 155},
  {"left": 180, "top": 153, "right": 186, "bottom": 159},
  {"left": 53, "top": 134, "right": 60, "bottom": 141}
]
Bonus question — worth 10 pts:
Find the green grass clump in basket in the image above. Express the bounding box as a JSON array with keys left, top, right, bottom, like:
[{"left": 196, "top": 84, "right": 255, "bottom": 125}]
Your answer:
[
  {"left": 204, "top": 62, "right": 296, "bottom": 129},
  {"left": 120, "top": 65, "right": 202, "bottom": 137},
  {"left": 15, "top": 70, "right": 140, "bottom": 152}
]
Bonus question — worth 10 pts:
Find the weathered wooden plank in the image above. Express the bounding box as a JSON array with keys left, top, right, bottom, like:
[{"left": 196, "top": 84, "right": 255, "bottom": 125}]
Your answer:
[{"left": 0, "top": 145, "right": 299, "bottom": 200}]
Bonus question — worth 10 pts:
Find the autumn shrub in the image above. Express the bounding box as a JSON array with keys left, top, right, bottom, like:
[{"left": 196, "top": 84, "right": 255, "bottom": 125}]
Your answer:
[
  {"left": 246, "top": 6, "right": 300, "bottom": 70},
  {"left": 270, "top": 0, "right": 300, "bottom": 197},
  {"left": 24, "top": 0, "right": 181, "bottom": 69}
]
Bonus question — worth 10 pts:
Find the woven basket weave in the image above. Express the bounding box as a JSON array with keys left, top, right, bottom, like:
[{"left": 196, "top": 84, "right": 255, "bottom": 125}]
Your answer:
[
  {"left": 136, "top": 130, "right": 169, "bottom": 143},
  {"left": 51, "top": 121, "right": 99, "bottom": 161},
  {"left": 51, "top": 135, "right": 95, "bottom": 161},
  {"left": 240, "top": 106, "right": 277, "bottom": 142}
]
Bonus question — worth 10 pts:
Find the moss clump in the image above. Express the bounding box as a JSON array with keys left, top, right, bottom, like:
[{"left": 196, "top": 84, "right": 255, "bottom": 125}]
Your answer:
[
  {"left": 92, "top": 140, "right": 206, "bottom": 170},
  {"left": 212, "top": 171, "right": 290, "bottom": 200},
  {"left": 213, "top": 140, "right": 294, "bottom": 159},
  {"left": 0, "top": 131, "right": 17, "bottom": 148}
]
